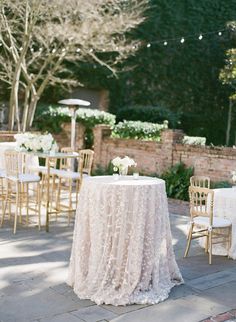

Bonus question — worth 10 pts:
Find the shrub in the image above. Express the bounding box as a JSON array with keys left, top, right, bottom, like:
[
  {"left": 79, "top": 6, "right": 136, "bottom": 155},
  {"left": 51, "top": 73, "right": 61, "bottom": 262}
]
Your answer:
[
  {"left": 116, "top": 105, "right": 181, "bottom": 128},
  {"left": 34, "top": 104, "right": 116, "bottom": 147},
  {"left": 92, "top": 162, "right": 114, "bottom": 176},
  {"left": 210, "top": 181, "right": 232, "bottom": 189},
  {"left": 111, "top": 120, "right": 168, "bottom": 141},
  {"left": 161, "top": 163, "right": 194, "bottom": 201}
]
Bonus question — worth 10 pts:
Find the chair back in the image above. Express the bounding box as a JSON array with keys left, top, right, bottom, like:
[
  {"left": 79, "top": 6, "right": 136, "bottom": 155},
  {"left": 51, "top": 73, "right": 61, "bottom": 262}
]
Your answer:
[
  {"left": 78, "top": 149, "right": 94, "bottom": 175},
  {"left": 4, "top": 150, "right": 23, "bottom": 178},
  {"left": 189, "top": 186, "right": 214, "bottom": 225},
  {"left": 60, "top": 147, "right": 74, "bottom": 171},
  {"left": 190, "top": 176, "right": 210, "bottom": 189}
]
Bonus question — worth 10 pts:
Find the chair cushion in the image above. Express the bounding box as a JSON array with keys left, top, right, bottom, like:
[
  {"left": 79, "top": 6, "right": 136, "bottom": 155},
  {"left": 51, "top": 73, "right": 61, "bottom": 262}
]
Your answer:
[
  {"left": 7, "top": 173, "right": 41, "bottom": 183},
  {"left": 50, "top": 169, "right": 81, "bottom": 180},
  {"left": 194, "top": 216, "right": 231, "bottom": 228},
  {"left": 29, "top": 165, "right": 47, "bottom": 173}
]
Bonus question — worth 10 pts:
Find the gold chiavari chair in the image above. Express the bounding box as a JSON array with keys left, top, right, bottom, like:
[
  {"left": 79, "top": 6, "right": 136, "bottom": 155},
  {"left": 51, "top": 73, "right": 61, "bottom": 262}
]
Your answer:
[
  {"left": 1, "top": 150, "right": 41, "bottom": 234},
  {"left": 52, "top": 149, "right": 94, "bottom": 224},
  {"left": 190, "top": 176, "right": 210, "bottom": 188},
  {"left": 184, "top": 186, "right": 232, "bottom": 264},
  {"left": 0, "top": 169, "right": 6, "bottom": 216}
]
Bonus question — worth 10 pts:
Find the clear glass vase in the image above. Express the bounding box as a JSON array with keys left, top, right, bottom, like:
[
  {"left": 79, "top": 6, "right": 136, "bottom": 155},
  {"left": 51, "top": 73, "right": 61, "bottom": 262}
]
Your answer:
[{"left": 119, "top": 166, "right": 128, "bottom": 176}]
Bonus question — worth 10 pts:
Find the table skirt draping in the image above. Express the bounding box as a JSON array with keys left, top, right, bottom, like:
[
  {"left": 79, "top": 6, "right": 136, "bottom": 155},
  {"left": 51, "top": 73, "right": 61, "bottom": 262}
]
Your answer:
[
  {"left": 211, "top": 188, "right": 236, "bottom": 259},
  {"left": 68, "top": 176, "right": 183, "bottom": 306},
  {"left": 0, "top": 142, "right": 38, "bottom": 171}
]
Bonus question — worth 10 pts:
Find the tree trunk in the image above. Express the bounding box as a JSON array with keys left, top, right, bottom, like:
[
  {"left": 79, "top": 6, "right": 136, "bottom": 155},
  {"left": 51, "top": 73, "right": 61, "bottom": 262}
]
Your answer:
[
  {"left": 8, "top": 68, "right": 21, "bottom": 131},
  {"left": 21, "top": 85, "right": 31, "bottom": 132},
  {"left": 226, "top": 99, "right": 233, "bottom": 146},
  {"left": 25, "top": 94, "right": 38, "bottom": 130}
]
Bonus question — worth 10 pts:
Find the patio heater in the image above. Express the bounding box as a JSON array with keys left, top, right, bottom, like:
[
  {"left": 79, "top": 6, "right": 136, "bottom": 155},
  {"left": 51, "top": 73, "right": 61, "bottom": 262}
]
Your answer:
[{"left": 58, "top": 98, "right": 90, "bottom": 151}]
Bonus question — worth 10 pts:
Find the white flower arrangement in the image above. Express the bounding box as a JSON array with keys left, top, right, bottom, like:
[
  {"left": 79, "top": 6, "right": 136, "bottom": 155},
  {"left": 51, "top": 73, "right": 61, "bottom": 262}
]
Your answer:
[
  {"left": 14, "top": 132, "right": 58, "bottom": 153},
  {"left": 112, "top": 156, "right": 137, "bottom": 175}
]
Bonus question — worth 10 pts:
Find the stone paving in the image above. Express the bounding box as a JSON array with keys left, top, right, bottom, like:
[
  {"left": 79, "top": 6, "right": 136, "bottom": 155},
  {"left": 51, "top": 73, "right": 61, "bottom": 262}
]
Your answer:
[{"left": 0, "top": 202, "right": 236, "bottom": 322}]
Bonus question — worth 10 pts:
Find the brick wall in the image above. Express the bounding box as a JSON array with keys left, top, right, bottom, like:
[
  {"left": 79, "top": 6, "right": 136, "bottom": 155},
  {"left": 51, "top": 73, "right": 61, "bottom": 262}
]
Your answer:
[
  {"left": 52, "top": 123, "right": 85, "bottom": 150},
  {"left": 93, "top": 125, "right": 236, "bottom": 182}
]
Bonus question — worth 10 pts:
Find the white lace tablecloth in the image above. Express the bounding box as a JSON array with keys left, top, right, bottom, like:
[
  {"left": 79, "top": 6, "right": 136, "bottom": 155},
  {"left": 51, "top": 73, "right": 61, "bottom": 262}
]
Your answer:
[
  {"left": 0, "top": 142, "right": 38, "bottom": 171},
  {"left": 68, "top": 175, "right": 183, "bottom": 306},
  {"left": 212, "top": 188, "right": 236, "bottom": 259}
]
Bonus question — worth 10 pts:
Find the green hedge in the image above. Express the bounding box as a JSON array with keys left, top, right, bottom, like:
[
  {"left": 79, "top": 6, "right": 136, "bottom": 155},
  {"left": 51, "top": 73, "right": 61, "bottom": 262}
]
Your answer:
[
  {"left": 111, "top": 120, "right": 168, "bottom": 141},
  {"left": 116, "top": 105, "right": 181, "bottom": 128}
]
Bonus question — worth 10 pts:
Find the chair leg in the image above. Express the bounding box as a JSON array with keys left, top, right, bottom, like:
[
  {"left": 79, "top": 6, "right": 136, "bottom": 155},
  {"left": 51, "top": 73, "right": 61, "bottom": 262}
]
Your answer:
[
  {"left": 205, "top": 235, "right": 209, "bottom": 253},
  {"left": 14, "top": 183, "right": 20, "bottom": 234},
  {"left": 184, "top": 223, "right": 194, "bottom": 258},
  {"left": 1, "top": 181, "right": 9, "bottom": 227},
  {"left": 75, "top": 179, "right": 80, "bottom": 208},
  {"left": 227, "top": 226, "right": 232, "bottom": 259},
  {"left": 208, "top": 230, "right": 212, "bottom": 265},
  {"left": 37, "top": 183, "right": 41, "bottom": 231},
  {"left": 19, "top": 183, "right": 22, "bottom": 224},
  {"left": 56, "top": 178, "right": 62, "bottom": 217},
  {"left": 68, "top": 179, "right": 72, "bottom": 225},
  {"left": 26, "top": 183, "right": 29, "bottom": 226}
]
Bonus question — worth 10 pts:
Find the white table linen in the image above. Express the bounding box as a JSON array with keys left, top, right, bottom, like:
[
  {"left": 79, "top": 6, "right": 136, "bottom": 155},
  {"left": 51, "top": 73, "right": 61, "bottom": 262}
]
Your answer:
[
  {"left": 0, "top": 142, "right": 38, "bottom": 171},
  {"left": 212, "top": 188, "right": 236, "bottom": 259},
  {"left": 68, "top": 176, "right": 183, "bottom": 306}
]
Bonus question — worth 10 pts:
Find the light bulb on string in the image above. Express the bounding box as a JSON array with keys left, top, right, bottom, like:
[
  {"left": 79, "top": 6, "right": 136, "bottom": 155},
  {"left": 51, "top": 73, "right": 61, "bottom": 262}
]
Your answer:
[
  {"left": 89, "top": 48, "right": 93, "bottom": 53},
  {"left": 218, "top": 31, "right": 222, "bottom": 36},
  {"left": 164, "top": 41, "right": 168, "bottom": 46},
  {"left": 52, "top": 48, "right": 56, "bottom": 54},
  {"left": 76, "top": 48, "right": 80, "bottom": 53},
  {"left": 146, "top": 43, "right": 151, "bottom": 48},
  {"left": 198, "top": 34, "right": 203, "bottom": 40},
  {"left": 180, "top": 38, "right": 185, "bottom": 44}
]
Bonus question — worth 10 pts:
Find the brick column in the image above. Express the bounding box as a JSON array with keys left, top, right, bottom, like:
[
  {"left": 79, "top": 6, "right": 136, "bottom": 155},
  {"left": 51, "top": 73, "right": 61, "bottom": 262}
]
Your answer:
[
  {"left": 159, "top": 129, "right": 184, "bottom": 173},
  {"left": 93, "top": 125, "right": 112, "bottom": 169}
]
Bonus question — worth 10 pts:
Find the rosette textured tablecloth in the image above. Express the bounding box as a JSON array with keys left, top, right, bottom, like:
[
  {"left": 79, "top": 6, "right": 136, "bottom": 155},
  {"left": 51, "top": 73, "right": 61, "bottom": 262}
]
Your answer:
[{"left": 68, "top": 176, "right": 183, "bottom": 306}]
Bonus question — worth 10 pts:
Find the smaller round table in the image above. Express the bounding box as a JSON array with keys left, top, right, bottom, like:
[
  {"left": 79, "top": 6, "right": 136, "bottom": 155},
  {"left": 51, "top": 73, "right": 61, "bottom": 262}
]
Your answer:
[{"left": 68, "top": 176, "right": 183, "bottom": 306}]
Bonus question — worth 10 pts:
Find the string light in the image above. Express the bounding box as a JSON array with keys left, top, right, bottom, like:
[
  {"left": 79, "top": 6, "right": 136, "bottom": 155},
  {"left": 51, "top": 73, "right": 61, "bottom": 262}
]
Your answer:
[
  {"left": 52, "top": 48, "right": 56, "bottom": 54},
  {"left": 89, "top": 48, "right": 93, "bottom": 53},
  {"left": 76, "top": 48, "right": 81, "bottom": 53},
  {"left": 146, "top": 28, "right": 226, "bottom": 48}
]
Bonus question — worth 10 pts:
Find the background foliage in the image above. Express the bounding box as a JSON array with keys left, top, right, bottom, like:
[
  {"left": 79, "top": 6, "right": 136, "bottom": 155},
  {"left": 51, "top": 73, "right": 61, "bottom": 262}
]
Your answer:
[
  {"left": 66, "top": 0, "right": 236, "bottom": 146},
  {"left": 161, "top": 162, "right": 194, "bottom": 201}
]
